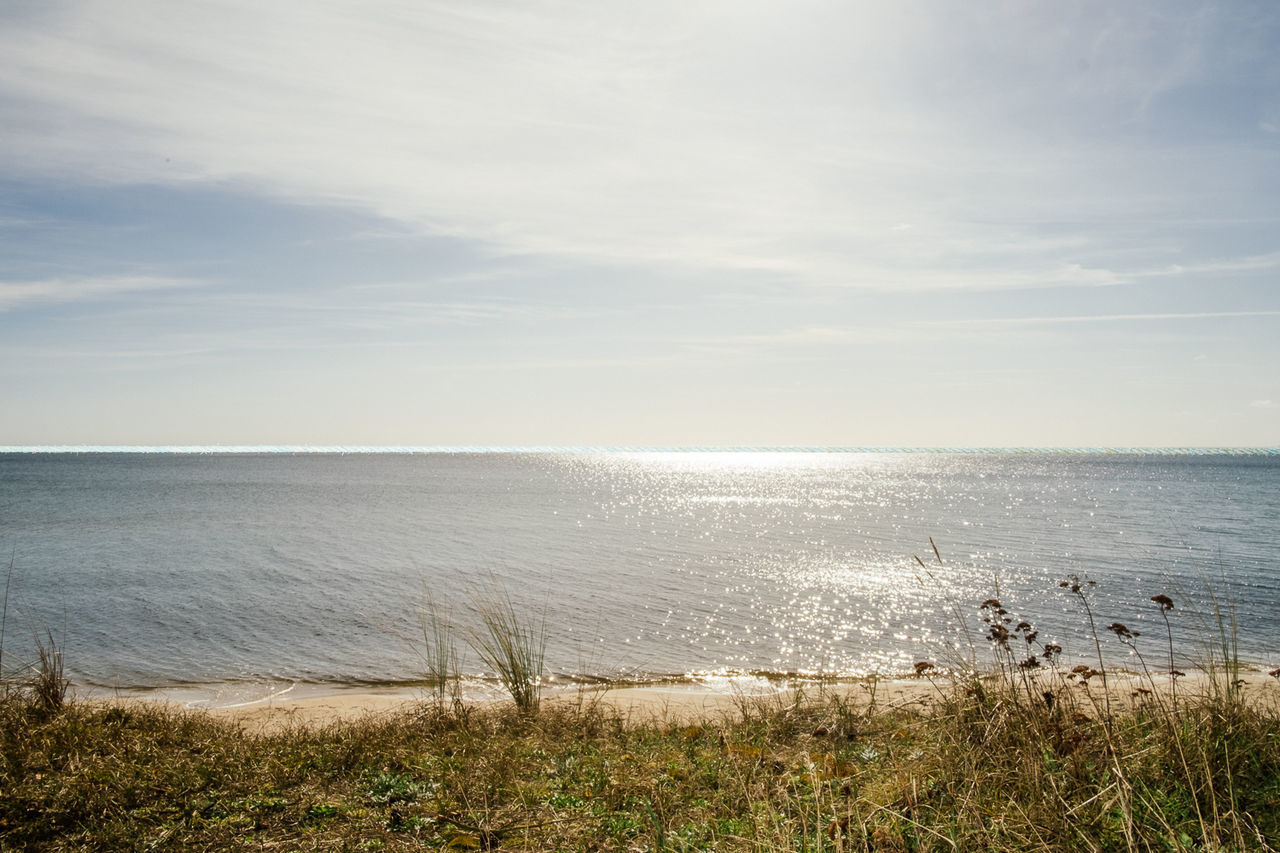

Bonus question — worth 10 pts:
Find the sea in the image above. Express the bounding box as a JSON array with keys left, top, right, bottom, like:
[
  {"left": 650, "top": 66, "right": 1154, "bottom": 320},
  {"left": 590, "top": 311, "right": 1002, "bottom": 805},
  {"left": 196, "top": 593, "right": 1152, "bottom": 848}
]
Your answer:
[{"left": 0, "top": 449, "right": 1277, "bottom": 704}]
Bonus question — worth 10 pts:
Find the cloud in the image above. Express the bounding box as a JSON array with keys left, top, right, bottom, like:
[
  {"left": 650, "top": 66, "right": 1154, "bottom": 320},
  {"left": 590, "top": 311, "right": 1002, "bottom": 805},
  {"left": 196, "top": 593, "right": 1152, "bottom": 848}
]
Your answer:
[
  {"left": 1250, "top": 399, "right": 1278, "bottom": 409},
  {"left": 1139, "top": 252, "right": 1280, "bottom": 278},
  {"left": 823, "top": 261, "right": 1127, "bottom": 291},
  {"left": 930, "top": 310, "right": 1280, "bottom": 328},
  {"left": 0, "top": 214, "right": 54, "bottom": 228},
  {"left": 1, "top": 1, "right": 1275, "bottom": 290},
  {"left": 0, "top": 275, "right": 198, "bottom": 312}
]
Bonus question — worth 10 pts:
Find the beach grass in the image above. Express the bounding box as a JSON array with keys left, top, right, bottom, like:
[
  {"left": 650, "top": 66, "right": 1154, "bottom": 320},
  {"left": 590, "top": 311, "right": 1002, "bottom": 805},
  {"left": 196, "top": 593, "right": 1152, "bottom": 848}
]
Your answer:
[
  {"left": 463, "top": 583, "right": 547, "bottom": 715},
  {"left": 3, "top": 669, "right": 1280, "bottom": 851},
  {"left": 418, "top": 590, "right": 461, "bottom": 708}
]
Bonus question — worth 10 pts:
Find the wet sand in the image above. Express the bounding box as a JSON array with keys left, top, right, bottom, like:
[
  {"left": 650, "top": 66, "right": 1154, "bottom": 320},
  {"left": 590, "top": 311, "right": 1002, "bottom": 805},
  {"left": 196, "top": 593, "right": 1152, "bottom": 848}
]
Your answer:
[
  {"left": 77, "top": 667, "right": 1280, "bottom": 735},
  {"left": 165, "top": 668, "right": 1278, "bottom": 733}
]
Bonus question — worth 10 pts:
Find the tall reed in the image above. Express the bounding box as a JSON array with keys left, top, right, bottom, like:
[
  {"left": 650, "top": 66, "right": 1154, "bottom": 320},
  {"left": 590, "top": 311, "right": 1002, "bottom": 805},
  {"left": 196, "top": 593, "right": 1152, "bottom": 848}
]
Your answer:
[
  {"left": 0, "top": 558, "right": 68, "bottom": 712},
  {"left": 0, "top": 553, "right": 11, "bottom": 695},
  {"left": 465, "top": 584, "right": 546, "bottom": 714},
  {"left": 30, "top": 627, "right": 68, "bottom": 713},
  {"left": 418, "top": 590, "right": 460, "bottom": 707}
]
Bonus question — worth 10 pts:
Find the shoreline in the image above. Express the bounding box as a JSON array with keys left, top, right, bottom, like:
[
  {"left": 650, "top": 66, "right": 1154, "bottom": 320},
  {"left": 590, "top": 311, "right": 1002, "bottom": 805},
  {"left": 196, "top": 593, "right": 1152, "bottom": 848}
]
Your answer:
[{"left": 89, "top": 678, "right": 942, "bottom": 732}]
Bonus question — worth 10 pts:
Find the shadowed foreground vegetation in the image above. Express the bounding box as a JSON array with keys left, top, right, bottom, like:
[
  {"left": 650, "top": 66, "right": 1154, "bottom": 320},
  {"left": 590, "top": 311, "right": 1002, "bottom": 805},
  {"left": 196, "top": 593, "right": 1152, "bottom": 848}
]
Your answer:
[{"left": 3, "top": 673, "right": 1280, "bottom": 852}]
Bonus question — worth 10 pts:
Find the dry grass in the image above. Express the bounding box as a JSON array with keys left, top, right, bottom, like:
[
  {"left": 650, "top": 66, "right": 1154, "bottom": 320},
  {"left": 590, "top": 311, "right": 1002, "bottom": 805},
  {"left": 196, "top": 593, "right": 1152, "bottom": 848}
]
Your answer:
[
  {"left": 29, "top": 628, "right": 68, "bottom": 714},
  {"left": 3, "top": 668, "right": 1279, "bottom": 851},
  {"left": 1, "top": 556, "right": 69, "bottom": 715}
]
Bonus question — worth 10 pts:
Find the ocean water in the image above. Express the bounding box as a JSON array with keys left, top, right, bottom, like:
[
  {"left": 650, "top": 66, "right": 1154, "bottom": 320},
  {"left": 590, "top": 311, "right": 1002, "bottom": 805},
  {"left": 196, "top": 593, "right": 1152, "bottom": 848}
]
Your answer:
[{"left": 0, "top": 450, "right": 1277, "bottom": 697}]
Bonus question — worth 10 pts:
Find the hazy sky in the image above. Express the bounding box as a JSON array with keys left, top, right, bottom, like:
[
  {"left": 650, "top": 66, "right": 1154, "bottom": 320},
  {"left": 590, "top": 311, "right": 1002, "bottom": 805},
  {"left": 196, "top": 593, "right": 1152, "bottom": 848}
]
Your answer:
[{"left": 2, "top": 1, "right": 1278, "bottom": 447}]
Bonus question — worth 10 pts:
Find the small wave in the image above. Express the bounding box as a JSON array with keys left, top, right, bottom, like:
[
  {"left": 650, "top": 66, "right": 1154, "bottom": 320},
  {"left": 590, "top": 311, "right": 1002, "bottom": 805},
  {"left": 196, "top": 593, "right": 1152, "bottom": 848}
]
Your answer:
[{"left": 190, "top": 680, "right": 298, "bottom": 710}]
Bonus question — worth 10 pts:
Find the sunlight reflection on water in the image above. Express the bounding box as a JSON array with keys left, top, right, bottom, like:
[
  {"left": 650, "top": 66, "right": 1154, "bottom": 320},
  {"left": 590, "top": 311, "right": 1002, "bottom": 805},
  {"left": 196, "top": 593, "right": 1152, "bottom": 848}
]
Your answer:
[{"left": 3, "top": 451, "right": 1277, "bottom": 690}]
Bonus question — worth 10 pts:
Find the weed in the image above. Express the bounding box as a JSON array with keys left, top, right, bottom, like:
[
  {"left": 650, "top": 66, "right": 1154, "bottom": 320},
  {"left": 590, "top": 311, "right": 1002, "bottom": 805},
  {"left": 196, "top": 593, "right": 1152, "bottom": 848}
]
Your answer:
[
  {"left": 418, "top": 590, "right": 461, "bottom": 707},
  {"left": 1151, "top": 593, "right": 1182, "bottom": 709},
  {"left": 465, "top": 583, "right": 546, "bottom": 714},
  {"left": 0, "top": 551, "right": 12, "bottom": 694},
  {"left": 30, "top": 626, "right": 68, "bottom": 713},
  {"left": 1061, "top": 573, "right": 1112, "bottom": 720},
  {"left": 0, "top": 559, "right": 69, "bottom": 715}
]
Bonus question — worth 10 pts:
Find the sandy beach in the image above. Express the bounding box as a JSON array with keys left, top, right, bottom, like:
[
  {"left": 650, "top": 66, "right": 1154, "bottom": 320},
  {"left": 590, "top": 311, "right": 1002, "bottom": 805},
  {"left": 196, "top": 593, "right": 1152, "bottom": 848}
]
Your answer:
[
  {"left": 202, "top": 680, "right": 917, "bottom": 732},
  {"left": 79, "top": 676, "right": 938, "bottom": 733},
  {"left": 89, "top": 667, "right": 1277, "bottom": 734}
]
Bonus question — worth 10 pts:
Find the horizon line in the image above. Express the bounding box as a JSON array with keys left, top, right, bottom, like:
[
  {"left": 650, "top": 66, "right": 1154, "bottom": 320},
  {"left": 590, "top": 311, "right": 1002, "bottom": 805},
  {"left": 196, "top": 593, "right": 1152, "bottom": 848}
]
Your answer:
[{"left": 1, "top": 445, "right": 1277, "bottom": 455}]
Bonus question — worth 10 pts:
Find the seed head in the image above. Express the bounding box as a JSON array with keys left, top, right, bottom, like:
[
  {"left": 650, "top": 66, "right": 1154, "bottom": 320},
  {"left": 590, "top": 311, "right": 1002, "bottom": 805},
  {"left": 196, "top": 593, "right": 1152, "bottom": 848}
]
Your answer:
[
  {"left": 1071, "top": 664, "right": 1100, "bottom": 682},
  {"left": 1059, "top": 574, "right": 1090, "bottom": 594},
  {"left": 1151, "top": 594, "right": 1175, "bottom": 612},
  {"left": 987, "top": 624, "right": 1010, "bottom": 647}
]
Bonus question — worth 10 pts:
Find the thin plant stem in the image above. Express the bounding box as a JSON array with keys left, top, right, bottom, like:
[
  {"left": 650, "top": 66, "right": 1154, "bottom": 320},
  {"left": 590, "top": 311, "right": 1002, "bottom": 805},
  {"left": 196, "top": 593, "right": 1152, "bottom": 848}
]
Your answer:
[{"left": 0, "top": 550, "right": 13, "bottom": 689}]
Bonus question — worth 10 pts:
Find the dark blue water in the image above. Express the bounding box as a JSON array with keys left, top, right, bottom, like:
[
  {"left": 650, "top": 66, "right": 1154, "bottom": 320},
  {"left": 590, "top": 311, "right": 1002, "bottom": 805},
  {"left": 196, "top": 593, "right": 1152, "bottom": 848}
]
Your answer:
[{"left": 0, "top": 451, "right": 1276, "bottom": 692}]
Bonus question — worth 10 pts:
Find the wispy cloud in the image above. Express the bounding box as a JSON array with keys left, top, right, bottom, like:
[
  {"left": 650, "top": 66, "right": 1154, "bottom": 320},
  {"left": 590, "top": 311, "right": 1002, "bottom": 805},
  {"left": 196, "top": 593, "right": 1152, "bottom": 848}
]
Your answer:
[
  {"left": 1136, "top": 252, "right": 1280, "bottom": 278},
  {"left": 677, "top": 325, "right": 911, "bottom": 354},
  {"left": 0, "top": 275, "right": 199, "bottom": 312},
  {"left": 0, "top": 214, "right": 55, "bottom": 228},
  {"left": 931, "top": 310, "right": 1280, "bottom": 328}
]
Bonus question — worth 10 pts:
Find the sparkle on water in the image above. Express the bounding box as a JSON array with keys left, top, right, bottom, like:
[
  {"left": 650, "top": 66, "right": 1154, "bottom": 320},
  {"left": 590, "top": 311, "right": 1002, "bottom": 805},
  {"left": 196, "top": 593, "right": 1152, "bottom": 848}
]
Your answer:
[{"left": 1, "top": 449, "right": 1276, "bottom": 702}]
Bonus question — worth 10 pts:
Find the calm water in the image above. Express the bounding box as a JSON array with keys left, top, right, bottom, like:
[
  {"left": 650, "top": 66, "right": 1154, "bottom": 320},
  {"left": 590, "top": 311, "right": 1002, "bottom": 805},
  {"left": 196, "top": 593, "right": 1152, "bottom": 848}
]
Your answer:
[{"left": 0, "top": 451, "right": 1277, "bottom": 695}]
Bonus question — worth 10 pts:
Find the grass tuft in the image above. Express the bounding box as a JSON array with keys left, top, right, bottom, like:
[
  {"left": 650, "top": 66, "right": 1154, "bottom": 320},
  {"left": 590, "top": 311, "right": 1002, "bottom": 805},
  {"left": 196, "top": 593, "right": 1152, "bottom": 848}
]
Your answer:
[
  {"left": 1, "top": 562, "right": 69, "bottom": 715},
  {"left": 465, "top": 583, "right": 546, "bottom": 715},
  {"left": 418, "top": 590, "right": 461, "bottom": 708},
  {"left": 30, "top": 627, "right": 68, "bottom": 714}
]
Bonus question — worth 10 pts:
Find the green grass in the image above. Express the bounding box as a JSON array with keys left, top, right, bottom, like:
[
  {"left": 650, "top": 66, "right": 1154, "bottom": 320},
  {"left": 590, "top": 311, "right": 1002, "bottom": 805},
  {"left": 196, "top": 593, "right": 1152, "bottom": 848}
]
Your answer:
[
  {"left": 418, "top": 590, "right": 461, "bottom": 708},
  {"left": 3, "top": 675, "right": 1279, "bottom": 851},
  {"left": 464, "top": 584, "right": 546, "bottom": 715}
]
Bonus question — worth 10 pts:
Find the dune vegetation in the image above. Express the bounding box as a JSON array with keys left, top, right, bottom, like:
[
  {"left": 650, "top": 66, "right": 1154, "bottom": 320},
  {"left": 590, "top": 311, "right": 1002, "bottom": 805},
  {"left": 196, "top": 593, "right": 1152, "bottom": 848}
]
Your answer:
[{"left": 4, "top": 572, "right": 1280, "bottom": 852}]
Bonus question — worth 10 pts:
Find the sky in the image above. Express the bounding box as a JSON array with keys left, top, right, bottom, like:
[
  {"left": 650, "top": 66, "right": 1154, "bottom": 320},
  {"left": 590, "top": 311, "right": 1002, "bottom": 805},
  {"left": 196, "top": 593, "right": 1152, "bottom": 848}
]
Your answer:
[{"left": 1, "top": 1, "right": 1278, "bottom": 448}]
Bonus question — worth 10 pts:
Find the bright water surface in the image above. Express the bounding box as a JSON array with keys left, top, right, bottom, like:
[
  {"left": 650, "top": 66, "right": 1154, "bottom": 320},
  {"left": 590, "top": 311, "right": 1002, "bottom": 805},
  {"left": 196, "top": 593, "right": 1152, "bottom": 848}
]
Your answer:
[{"left": 0, "top": 451, "right": 1277, "bottom": 698}]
